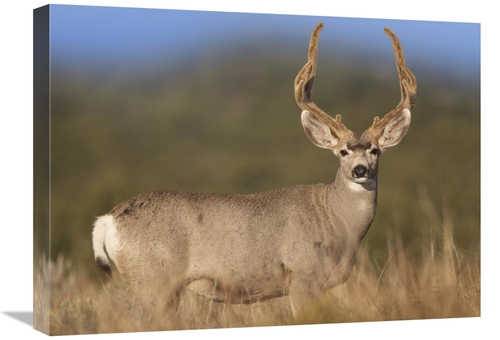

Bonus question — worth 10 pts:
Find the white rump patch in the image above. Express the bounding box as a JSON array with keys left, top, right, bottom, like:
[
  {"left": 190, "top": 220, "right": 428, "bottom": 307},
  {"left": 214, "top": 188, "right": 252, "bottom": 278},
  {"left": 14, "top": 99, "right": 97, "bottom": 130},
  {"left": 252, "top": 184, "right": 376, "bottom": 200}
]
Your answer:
[{"left": 92, "top": 215, "right": 122, "bottom": 267}]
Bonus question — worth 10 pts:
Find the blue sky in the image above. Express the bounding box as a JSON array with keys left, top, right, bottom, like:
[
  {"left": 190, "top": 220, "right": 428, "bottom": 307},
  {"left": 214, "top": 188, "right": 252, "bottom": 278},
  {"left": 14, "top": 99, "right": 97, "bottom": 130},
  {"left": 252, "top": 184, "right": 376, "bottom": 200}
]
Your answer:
[{"left": 49, "top": 4, "right": 480, "bottom": 78}]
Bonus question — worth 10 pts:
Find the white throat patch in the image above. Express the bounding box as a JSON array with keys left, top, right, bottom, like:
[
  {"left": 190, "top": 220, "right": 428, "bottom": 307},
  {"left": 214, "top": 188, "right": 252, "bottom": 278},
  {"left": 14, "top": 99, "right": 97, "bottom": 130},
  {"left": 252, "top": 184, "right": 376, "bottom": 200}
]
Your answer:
[{"left": 348, "top": 179, "right": 377, "bottom": 192}]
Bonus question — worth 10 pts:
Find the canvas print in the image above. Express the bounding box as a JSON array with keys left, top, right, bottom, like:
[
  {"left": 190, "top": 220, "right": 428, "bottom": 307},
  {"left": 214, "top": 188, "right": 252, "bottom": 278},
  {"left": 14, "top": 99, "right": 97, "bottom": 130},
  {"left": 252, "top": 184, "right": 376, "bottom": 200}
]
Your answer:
[{"left": 33, "top": 4, "right": 480, "bottom": 335}]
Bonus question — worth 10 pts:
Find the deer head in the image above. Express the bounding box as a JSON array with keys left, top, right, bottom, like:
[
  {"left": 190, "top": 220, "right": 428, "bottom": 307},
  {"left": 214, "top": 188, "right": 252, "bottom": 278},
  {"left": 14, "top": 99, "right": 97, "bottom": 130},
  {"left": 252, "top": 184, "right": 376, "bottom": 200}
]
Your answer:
[{"left": 295, "top": 23, "right": 417, "bottom": 189}]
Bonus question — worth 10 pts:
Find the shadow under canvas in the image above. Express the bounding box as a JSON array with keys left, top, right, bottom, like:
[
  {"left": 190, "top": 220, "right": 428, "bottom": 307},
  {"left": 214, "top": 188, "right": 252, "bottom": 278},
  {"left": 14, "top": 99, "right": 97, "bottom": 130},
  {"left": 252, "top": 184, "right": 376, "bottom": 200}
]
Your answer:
[{"left": 3, "top": 312, "right": 33, "bottom": 327}]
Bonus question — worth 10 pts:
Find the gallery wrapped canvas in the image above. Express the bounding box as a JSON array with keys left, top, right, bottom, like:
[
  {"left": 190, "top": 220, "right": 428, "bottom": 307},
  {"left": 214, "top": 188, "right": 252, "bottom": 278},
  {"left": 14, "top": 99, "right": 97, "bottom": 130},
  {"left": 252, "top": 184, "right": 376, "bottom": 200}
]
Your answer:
[{"left": 33, "top": 4, "right": 480, "bottom": 336}]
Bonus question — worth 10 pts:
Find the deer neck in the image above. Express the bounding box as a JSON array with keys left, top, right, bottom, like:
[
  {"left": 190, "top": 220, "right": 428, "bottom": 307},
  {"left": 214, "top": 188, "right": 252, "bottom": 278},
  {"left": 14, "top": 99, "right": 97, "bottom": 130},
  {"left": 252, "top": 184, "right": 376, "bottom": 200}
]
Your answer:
[{"left": 326, "top": 169, "right": 378, "bottom": 241}]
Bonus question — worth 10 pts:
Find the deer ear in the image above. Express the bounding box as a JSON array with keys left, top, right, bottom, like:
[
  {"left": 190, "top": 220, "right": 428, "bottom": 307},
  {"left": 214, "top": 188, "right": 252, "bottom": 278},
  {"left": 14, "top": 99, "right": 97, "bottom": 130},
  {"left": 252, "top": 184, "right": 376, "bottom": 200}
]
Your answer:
[
  {"left": 301, "top": 110, "right": 339, "bottom": 150},
  {"left": 378, "top": 109, "right": 411, "bottom": 150}
]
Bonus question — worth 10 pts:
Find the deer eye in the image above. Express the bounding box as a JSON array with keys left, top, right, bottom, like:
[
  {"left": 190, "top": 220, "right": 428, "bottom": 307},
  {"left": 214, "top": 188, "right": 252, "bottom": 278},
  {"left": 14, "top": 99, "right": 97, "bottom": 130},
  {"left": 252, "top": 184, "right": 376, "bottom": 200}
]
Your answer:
[
  {"left": 370, "top": 148, "right": 379, "bottom": 155},
  {"left": 340, "top": 150, "right": 348, "bottom": 157}
]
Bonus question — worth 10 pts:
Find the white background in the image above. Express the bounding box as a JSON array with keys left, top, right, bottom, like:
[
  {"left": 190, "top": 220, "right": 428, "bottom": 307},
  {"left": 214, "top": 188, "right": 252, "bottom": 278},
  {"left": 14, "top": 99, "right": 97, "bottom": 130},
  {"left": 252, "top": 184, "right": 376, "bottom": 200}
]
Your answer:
[{"left": 0, "top": 1, "right": 496, "bottom": 339}]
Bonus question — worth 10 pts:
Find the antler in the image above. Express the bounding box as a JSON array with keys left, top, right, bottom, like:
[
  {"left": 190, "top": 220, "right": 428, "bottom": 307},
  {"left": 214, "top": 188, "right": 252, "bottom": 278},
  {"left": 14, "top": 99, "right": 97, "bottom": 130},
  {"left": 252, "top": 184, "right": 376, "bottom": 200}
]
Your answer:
[
  {"left": 366, "top": 28, "right": 417, "bottom": 139},
  {"left": 294, "top": 23, "right": 353, "bottom": 142}
]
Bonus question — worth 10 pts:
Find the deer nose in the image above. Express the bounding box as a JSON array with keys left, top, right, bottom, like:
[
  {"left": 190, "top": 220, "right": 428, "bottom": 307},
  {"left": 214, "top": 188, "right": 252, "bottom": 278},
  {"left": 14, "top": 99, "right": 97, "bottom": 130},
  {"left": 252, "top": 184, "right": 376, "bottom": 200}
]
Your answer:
[{"left": 353, "top": 165, "right": 368, "bottom": 178}]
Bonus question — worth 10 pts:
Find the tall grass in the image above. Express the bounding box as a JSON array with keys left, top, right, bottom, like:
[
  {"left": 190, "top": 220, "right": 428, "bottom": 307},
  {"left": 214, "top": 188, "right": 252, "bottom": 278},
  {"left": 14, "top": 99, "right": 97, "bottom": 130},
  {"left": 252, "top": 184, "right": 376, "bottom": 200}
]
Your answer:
[
  {"left": 34, "top": 197, "right": 479, "bottom": 335},
  {"left": 295, "top": 224, "right": 479, "bottom": 324}
]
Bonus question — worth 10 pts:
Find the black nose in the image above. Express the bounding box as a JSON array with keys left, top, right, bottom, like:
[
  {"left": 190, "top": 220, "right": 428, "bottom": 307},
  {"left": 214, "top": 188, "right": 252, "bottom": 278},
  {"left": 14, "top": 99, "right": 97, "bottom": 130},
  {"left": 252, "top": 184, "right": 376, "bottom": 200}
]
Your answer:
[{"left": 353, "top": 165, "right": 368, "bottom": 178}]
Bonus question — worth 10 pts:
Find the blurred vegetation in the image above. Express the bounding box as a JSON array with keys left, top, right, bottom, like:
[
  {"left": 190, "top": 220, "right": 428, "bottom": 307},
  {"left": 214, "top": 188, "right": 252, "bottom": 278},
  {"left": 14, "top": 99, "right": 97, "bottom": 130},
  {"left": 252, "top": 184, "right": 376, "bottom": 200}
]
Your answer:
[{"left": 38, "top": 41, "right": 479, "bottom": 276}]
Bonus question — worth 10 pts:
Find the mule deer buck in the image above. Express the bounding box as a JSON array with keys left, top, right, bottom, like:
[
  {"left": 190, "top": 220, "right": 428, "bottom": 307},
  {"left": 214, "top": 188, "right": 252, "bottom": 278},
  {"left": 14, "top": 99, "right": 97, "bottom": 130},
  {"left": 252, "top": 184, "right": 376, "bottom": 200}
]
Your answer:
[{"left": 92, "top": 22, "right": 416, "bottom": 318}]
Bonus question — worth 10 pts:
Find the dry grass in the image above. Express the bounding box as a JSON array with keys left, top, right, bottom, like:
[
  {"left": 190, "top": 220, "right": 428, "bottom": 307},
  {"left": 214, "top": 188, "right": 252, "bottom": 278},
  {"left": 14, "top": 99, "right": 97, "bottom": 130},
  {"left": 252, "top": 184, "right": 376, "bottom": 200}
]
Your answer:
[
  {"left": 34, "top": 209, "right": 480, "bottom": 335},
  {"left": 295, "top": 225, "right": 480, "bottom": 324}
]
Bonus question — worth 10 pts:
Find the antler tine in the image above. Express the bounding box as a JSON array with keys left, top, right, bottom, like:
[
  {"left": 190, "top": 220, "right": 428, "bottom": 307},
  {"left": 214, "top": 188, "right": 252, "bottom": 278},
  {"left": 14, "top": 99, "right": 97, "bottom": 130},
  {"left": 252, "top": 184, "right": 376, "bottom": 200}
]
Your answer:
[
  {"left": 369, "top": 28, "right": 417, "bottom": 136},
  {"left": 294, "top": 23, "right": 352, "bottom": 139}
]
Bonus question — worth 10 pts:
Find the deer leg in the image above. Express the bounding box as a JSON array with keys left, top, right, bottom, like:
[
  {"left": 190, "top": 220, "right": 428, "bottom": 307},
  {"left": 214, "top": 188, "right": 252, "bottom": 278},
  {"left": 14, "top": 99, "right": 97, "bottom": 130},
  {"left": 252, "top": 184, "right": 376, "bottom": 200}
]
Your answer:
[{"left": 288, "top": 278, "right": 322, "bottom": 319}]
